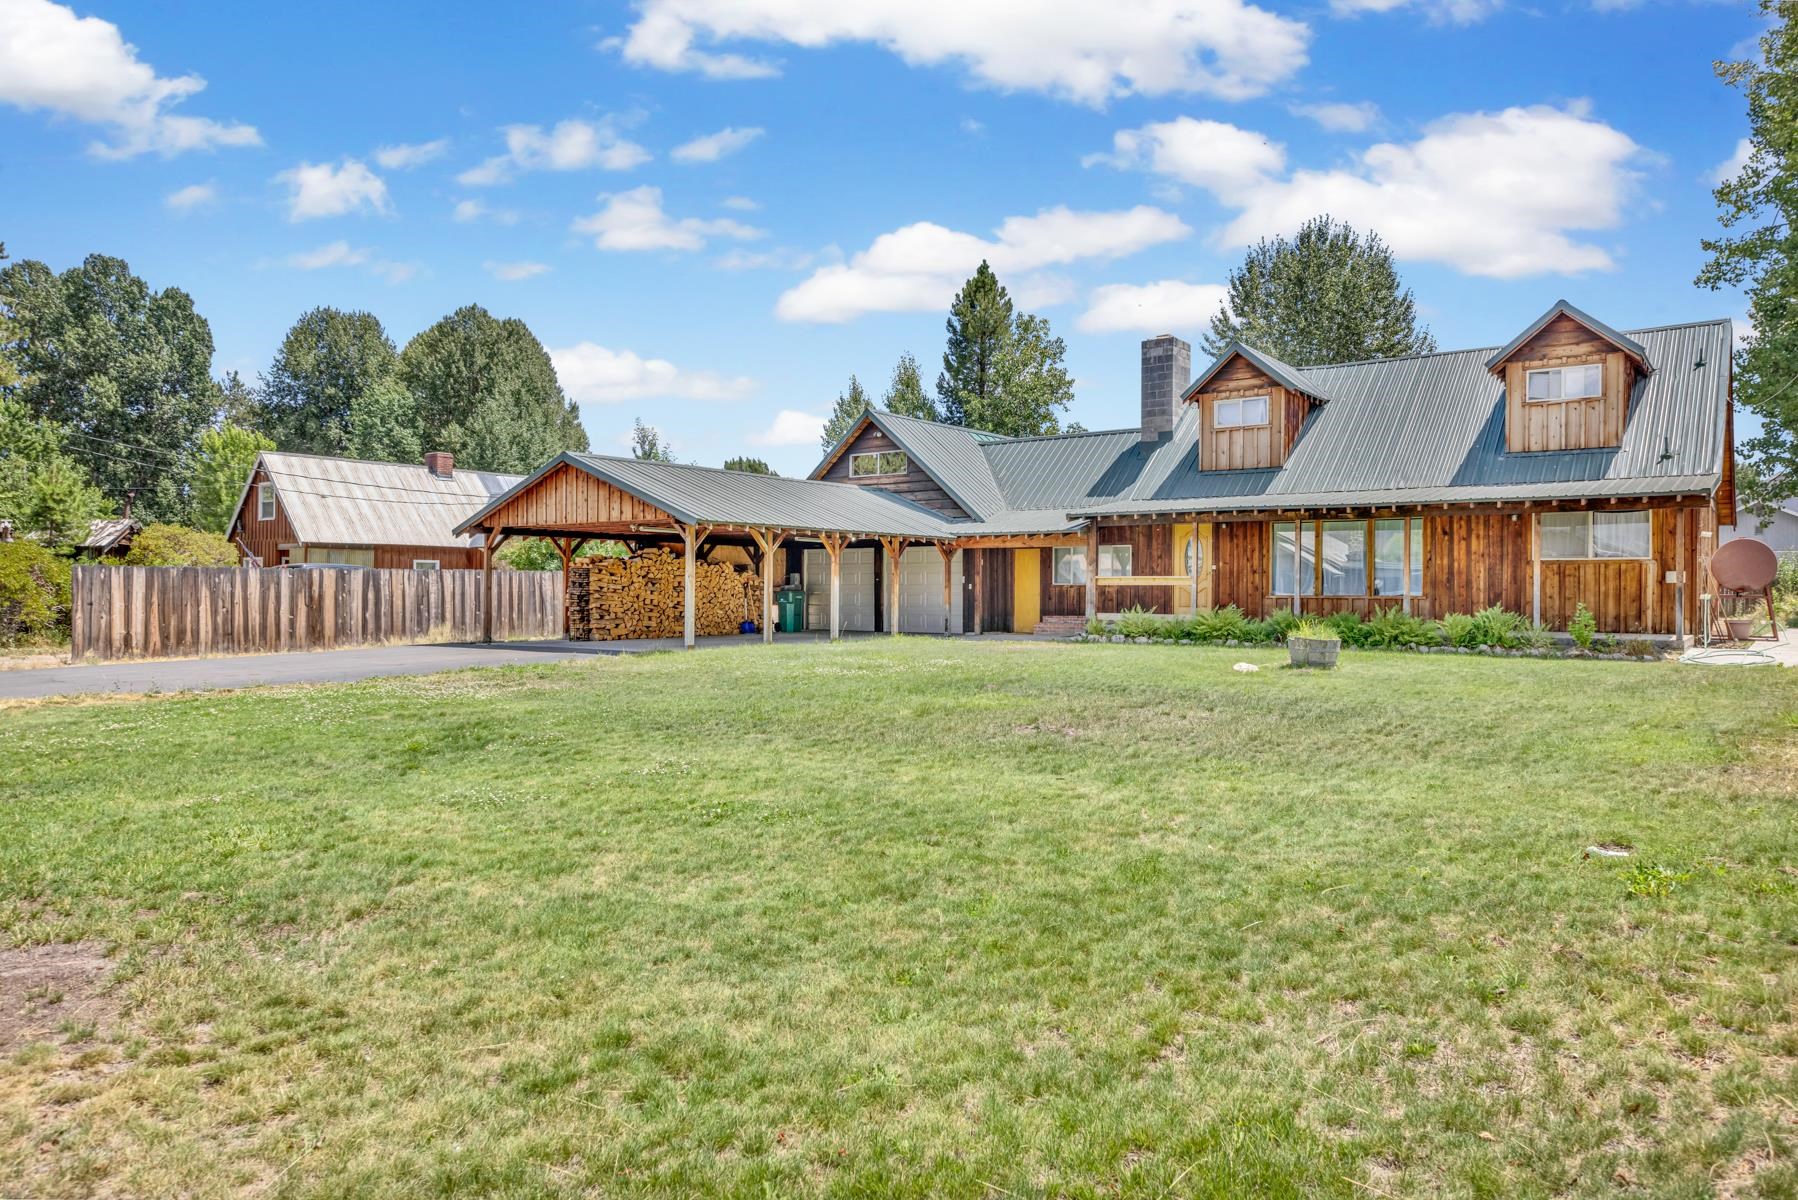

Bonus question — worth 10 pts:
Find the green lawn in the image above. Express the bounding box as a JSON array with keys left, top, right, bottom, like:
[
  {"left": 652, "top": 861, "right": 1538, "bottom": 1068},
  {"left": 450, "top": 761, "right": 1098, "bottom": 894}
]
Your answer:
[{"left": 2, "top": 641, "right": 1795, "bottom": 1199}]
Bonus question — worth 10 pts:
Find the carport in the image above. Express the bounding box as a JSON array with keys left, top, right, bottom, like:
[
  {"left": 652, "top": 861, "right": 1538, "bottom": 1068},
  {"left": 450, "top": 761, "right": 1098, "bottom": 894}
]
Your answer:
[{"left": 453, "top": 452, "right": 965, "bottom": 648}]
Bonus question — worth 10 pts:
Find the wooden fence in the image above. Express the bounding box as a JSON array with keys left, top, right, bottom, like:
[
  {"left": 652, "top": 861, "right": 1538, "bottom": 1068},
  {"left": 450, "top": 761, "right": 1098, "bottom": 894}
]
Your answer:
[{"left": 70, "top": 566, "right": 564, "bottom": 662}]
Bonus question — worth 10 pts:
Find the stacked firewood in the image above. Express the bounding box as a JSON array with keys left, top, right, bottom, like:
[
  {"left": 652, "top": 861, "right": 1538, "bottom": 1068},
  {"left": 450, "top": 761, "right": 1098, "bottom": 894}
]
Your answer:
[{"left": 569, "top": 548, "right": 760, "bottom": 640}]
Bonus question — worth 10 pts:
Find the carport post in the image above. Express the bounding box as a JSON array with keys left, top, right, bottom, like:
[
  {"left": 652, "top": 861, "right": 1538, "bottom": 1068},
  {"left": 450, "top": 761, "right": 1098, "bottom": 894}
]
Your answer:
[
  {"left": 938, "top": 542, "right": 956, "bottom": 636},
  {"left": 481, "top": 528, "right": 496, "bottom": 643},
  {"left": 749, "top": 528, "right": 787, "bottom": 645},
  {"left": 879, "top": 536, "right": 905, "bottom": 636},
  {"left": 821, "top": 532, "right": 848, "bottom": 643},
  {"left": 1083, "top": 522, "right": 1099, "bottom": 626},
  {"left": 677, "top": 523, "right": 703, "bottom": 649}
]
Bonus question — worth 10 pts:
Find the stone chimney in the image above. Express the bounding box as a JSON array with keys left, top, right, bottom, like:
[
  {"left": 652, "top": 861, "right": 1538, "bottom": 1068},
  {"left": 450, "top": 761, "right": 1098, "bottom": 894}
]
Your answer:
[
  {"left": 423, "top": 451, "right": 455, "bottom": 479},
  {"left": 1140, "top": 334, "right": 1190, "bottom": 443}
]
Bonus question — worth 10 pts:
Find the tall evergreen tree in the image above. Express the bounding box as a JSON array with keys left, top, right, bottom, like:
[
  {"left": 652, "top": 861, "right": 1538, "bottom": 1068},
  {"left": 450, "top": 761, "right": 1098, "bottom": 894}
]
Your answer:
[
  {"left": 1203, "top": 216, "right": 1435, "bottom": 367},
  {"left": 0, "top": 244, "right": 16, "bottom": 392},
  {"left": 936, "top": 262, "right": 1013, "bottom": 425},
  {"left": 0, "top": 253, "right": 220, "bottom": 521},
  {"left": 631, "top": 418, "right": 675, "bottom": 462},
  {"left": 722, "top": 456, "right": 775, "bottom": 475},
  {"left": 976, "top": 314, "right": 1073, "bottom": 436},
  {"left": 1698, "top": 0, "right": 1798, "bottom": 510},
  {"left": 259, "top": 307, "right": 400, "bottom": 456},
  {"left": 398, "top": 305, "right": 587, "bottom": 474},
  {"left": 820, "top": 375, "right": 871, "bottom": 451},
  {"left": 882, "top": 353, "right": 938, "bottom": 420}
]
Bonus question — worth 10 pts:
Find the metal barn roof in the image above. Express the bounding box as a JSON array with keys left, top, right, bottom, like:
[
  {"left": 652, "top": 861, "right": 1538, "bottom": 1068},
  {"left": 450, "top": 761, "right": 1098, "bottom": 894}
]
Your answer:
[{"left": 254, "top": 453, "right": 523, "bottom": 549}]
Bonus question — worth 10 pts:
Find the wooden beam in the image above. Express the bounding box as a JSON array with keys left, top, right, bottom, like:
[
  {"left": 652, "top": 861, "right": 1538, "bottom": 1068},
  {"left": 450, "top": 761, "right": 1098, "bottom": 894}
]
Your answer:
[
  {"left": 1084, "top": 522, "right": 1099, "bottom": 625},
  {"left": 677, "top": 523, "right": 708, "bottom": 649},
  {"left": 1189, "top": 521, "right": 1201, "bottom": 613},
  {"left": 972, "top": 548, "right": 985, "bottom": 635},
  {"left": 480, "top": 528, "right": 497, "bottom": 643},
  {"left": 1530, "top": 511, "right": 1542, "bottom": 627},
  {"left": 1674, "top": 507, "right": 1687, "bottom": 643},
  {"left": 555, "top": 537, "right": 574, "bottom": 638},
  {"left": 878, "top": 536, "right": 906, "bottom": 636},
  {"left": 748, "top": 528, "right": 788, "bottom": 645},
  {"left": 937, "top": 541, "right": 956, "bottom": 635},
  {"left": 820, "top": 531, "right": 849, "bottom": 642}
]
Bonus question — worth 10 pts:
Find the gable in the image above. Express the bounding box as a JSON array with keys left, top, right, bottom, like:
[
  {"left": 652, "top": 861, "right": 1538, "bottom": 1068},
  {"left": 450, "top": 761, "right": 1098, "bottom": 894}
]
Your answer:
[
  {"left": 815, "top": 419, "right": 970, "bottom": 518},
  {"left": 1186, "top": 352, "right": 1309, "bottom": 472},
  {"left": 1495, "top": 314, "right": 1636, "bottom": 454},
  {"left": 480, "top": 460, "right": 678, "bottom": 531}
]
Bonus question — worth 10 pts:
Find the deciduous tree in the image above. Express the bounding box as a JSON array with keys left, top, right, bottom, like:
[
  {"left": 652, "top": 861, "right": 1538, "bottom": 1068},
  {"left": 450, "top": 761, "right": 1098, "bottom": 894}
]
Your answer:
[
  {"left": 259, "top": 308, "right": 399, "bottom": 455},
  {"left": 191, "top": 423, "right": 274, "bottom": 535},
  {"left": 631, "top": 418, "right": 675, "bottom": 462}
]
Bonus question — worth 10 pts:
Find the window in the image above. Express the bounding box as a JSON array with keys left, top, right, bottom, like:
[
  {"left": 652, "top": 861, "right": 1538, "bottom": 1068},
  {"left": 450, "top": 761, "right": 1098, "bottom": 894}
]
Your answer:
[
  {"left": 1320, "top": 521, "right": 1367, "bottom": 596},
  {"left": 1214, "top": 395, "right": 1269, "bottom": 428},
  {"left": 1372, "top": 518, "right": 1426, "bottom": 597},
  {"left": 412, "top": 559, "right": 440, "bottom": 571},
  {"left": 1526, "top": 363, "right": 1603, "bottom": 402},
  {"left": 1052, "top": 546, "right": 1087, "bottom": 586},
  {"left": 850, "top": 451, "right": 908, "bottom": 477},
  {"left": 1183, "top": 533, "right": 1202, "bottom": 577},
  {"left": 1276, "top": 518, "right": 1423, "bottom": 597},
  {"left": 257, "top": 483, "right": 276, "bottom": 521},
  {"left": 1098, "top": 544, "right": 1133, "bottom": 578},
  {"left": 1539, "top": 510, "right": 1650, "bottom": 560}
]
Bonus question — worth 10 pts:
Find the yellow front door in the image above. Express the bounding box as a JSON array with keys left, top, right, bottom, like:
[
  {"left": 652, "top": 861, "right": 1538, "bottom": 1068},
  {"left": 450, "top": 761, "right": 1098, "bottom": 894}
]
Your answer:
[
  {"left": 1175, "top": 523, "right": 1214, "bottom": 614},
  {"left": 1013, "top": 549, "right": 1041, "bottom": 631}
]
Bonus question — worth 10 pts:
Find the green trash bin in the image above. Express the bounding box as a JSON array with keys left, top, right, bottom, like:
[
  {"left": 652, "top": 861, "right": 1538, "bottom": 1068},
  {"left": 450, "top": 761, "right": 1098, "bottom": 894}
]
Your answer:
[{"left": 776, "top": 588, "right": 806, "bottom": 634}]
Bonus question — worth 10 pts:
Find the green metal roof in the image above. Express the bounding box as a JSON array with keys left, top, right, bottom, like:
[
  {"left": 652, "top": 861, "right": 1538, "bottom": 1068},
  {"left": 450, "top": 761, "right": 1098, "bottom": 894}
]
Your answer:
[
  {"left": 835, "top": 409, "right": 1012, "bottom": 519},
  {"left": 1184, "top": 341, "right": 1332, "bottom": 403}
]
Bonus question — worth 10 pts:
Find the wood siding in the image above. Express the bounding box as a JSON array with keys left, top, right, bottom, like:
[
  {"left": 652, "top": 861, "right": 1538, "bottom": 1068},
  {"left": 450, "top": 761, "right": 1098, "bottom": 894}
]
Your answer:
[
  {"left": 483, "top": 462, "right": 674, "bottom": 531},
  {"left": 1500, "top": 315, "right": 1634, "bottom": 453},
  {"left": 1040, "top": 524, "right": 1178, "bottom": 616},
  {"left": 230, "top": 467, "right": 294, "bottom": 566},
  {"left": 1214, "top": 521, "right": 1269, "bottom": 617},
  {"left": 818, "top": 425, "right": 969, "bottom": 517},
  {"left": 69, "top": 566, "right": 563, "bottom": 662},
  {"left": 1190, "top": 355, "right": 1310, "bottom": 471}
]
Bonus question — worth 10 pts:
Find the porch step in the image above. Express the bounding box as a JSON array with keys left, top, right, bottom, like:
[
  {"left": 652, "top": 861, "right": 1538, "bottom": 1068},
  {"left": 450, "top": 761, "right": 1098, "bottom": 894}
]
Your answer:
[{"left": 1033, "top": 615, "right": 1088, "bottom": 637}]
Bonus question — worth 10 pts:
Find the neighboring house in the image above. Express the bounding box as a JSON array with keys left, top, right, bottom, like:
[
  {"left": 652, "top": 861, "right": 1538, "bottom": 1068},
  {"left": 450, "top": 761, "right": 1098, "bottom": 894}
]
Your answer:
[
  {"left": 1722, "top": 500, "right": 1798, "bottom": 554},
  {"left": 227, "top": 451, "right": 522, "bottom": 569},
  {"left": 456, "top": 300, "right": 1735, "bottom": 641},
  {"left": 77, "top": 517, "right": 141, "bottom": 560}
]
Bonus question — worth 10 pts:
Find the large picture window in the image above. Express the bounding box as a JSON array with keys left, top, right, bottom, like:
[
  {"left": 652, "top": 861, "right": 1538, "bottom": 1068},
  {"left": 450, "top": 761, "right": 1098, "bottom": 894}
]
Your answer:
[
  {"left": 1539, "top": 510, "right": 1650, "bottom": 560},
  {"left": 850, "top": 451, "right": 908, "bottom": 477},
  {"left": 1275, "top": 518, "right": 1424, "bottom": 598},
  {"left": 1052, "top": 546, "right": 1087, "bottom": 586},
  {"left": 1097, "top": 544, "right": 1133, "bottom": 578},
  {"left": 1526, "top": 363, "right": 1603, "bottom": 402}
]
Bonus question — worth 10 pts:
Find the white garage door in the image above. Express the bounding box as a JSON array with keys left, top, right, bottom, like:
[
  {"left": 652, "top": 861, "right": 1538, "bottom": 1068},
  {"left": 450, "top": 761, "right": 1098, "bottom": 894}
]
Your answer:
[
  {"left": 898, "top": 547, "right": 962, "bottom": 634},
  {"left": 803, "top": 548, "right": 875, "bottom": 632}
]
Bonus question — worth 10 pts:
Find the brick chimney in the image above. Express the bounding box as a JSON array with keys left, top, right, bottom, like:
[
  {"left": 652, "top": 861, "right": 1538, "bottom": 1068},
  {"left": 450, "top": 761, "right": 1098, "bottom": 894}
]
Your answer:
[
  {"left": 423, "top": 451, "right": 454, "bottom": 479},
  {"left": 1140, "top": 334, "right": 1190, "bottom": 443}
]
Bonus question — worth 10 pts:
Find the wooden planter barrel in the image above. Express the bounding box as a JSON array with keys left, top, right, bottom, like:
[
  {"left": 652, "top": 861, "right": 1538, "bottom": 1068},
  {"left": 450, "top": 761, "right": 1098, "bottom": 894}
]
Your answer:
[{"left": 1287, "top": 635, "right": 1341, "bottom": 669}]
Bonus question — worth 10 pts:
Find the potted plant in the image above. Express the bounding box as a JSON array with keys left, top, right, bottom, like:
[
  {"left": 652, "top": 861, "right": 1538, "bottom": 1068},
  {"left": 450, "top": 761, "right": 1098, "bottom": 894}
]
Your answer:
[
  {"left": 1724, "top": 615, "right": 1757, "bottom": 642},
  {"left": 1287, "top": 618, "right": 1340, "bottom": 669}
]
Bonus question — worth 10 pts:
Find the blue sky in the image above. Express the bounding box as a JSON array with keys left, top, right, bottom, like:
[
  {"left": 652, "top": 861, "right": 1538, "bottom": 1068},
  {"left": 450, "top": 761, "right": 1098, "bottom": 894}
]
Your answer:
[{"left": 0, "top": 0, "right": 1765, "bottom": 475}]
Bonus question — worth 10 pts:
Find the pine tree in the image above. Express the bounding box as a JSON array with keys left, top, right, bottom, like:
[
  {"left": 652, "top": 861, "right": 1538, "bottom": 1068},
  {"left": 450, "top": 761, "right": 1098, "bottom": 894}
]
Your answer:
[
  {"left": 722, "top": 456, "right": 776, "bottom": 475},
  {"left": 631, "top": 419, "right": 675, "bottom": 462},
  {"left": 1203, "top": 216, "right": 1435, "bottom": 367},
  {"left": 1698, "top": 0, "right": 1798, "bottom": 509},
  {"left": 882, "top": 353, "right": 937, "bottom": 420},
  {"left": 936, "top": 262, "right": 1012, "bottom": 425},
  {"left": 820, "top": 375, "right": 870, "bottom": 451}
]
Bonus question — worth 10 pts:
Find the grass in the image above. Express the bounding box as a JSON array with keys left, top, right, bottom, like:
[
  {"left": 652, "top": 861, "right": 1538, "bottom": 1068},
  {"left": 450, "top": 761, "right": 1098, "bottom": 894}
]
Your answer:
[{"left": 2, "top": 639, "right": 1796, "bottom": 1198}]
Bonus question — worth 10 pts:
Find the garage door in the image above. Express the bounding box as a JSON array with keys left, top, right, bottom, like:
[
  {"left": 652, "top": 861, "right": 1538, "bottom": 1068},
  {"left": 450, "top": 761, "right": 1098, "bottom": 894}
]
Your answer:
[
  {"left": 803, "top": 548, "right": 875, "bottom": 632},
  {"left": 898, "top": 546, "right": 962, "bottom": 633}
]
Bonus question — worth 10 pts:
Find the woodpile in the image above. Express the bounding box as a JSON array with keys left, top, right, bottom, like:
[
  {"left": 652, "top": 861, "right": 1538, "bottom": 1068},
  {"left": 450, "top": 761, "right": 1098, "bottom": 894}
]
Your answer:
[{"left": 567, "top": 548, "right": 761, "bottom": 641}]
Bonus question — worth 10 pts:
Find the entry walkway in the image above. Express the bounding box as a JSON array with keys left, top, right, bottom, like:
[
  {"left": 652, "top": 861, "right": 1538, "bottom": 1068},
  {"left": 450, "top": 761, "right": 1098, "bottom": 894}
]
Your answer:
[{"left": 0, "top": 631, "right": 881, "bottom": 702}]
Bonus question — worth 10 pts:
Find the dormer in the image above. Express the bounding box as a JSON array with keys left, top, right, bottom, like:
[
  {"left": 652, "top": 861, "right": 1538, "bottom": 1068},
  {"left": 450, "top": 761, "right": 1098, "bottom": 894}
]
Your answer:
[
  {"left": 1486, "top": 300, "right": 1654, "bottom": 454},
  {"left": 1182, "top": 342, "right": 1328, "bottom": 472}
]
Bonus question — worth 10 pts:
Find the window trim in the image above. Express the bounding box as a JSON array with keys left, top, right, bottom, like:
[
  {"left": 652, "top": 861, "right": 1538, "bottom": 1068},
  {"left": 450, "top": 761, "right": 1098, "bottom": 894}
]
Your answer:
[
  {"left": 1213, "top": 394, "right": 1270, "bottom": 429},
  {"left": 1524, "top": 362, "right": 1604, "bottom": 404},
  {"left": 1537, "top": 510, "right": 1652, "bottom": 561},
  {"left": 1097, "top": 543, "right": 1133, "bottom": 579},
  {"left": 849, "top": 450, "right": 909, "bottom": 478},
  {"left": 257, "top": 482, "right": 276, "bottom": 522},
  {"left": 1052, "top": 546, "right": 1087, "bottom": 586},
  {"left": 412, "top": 559, "right": 441, "bottom": 571},
  {"left": 1272, "top": 518, "right": 1425, "bottom": 600}
]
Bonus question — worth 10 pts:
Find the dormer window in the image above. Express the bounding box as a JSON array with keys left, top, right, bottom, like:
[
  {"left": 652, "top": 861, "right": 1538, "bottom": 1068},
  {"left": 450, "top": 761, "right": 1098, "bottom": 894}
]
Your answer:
[
  {"left": 1526, "top": 363, "right": 1602, "bottom": 403},
  {"left": 1214, "top": 396, "right": 1269, "bottom": 428}
]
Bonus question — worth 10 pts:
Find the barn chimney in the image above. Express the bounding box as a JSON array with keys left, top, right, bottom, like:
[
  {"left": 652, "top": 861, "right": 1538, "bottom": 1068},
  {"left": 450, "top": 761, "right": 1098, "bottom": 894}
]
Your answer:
[
  {"left": 423, "top": 451, "right": 455, "bottom": 479},
  {"left": 1140, "top": 334, "right": 1189, "bottom": 443}
]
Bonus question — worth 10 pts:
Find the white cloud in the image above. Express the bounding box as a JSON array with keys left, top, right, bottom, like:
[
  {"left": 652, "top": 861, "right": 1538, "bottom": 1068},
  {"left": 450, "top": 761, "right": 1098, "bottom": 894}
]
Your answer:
[
  {"left": 1329, "top": 0, "right": 1502, "bottom": 22},
  {"left": 721, "top": 195, "right": 759, "bottom": 210},
  {"left": 0, "top": 0, "right": 260, "bottom": 157},
  {"left": 1098, "top": 104, "right": 1645, "bottom": 279},
  {"left": 1085, "top": 117, "right": 1284, "bottom": 198},
  {"left": 1288, "top": 100, "right": 1381, "bottom": 133},
  {"left": 165, "top": 182, "right": 217, "bottom": 212},
  {"left": 572, "top": 186, "right": 764, "bottom": 251},
  {"left": 714, "top": 246, "right": 814, "bottom": 271},
  {"left": 373, "top": 138, "right": 449, "bottom": 169},
  {"left": 749, "top": 409, "right": 828, "bottom": 447},
  {"left": 961, "top": 117, "right": 985, "bottom": 135},
  {"left": 277, "top": 159, "right": 391, "bottom": 221},
  {"left": 458, "top": 118, "right": 649, "bottom": 186},
  {"left": 1709, "top": 137, "right": 1752, "bottom": 186},
  {"left": 485, "top": 260, "right": 551, "bottom": 281},
  {"left": 671, "top": 125, "right": 764, "bottom": 163},
  {"left": 287, "top": 241, "right": 370, "bottom": 270},
  {"left": 551, "top": 341, "right": 756, "bottom": 403},
  {"left": 370, "top": 260, "right": 418, "bottom": 285},
  {"left": 776, "top": 204, "right": 1190, "bottom": 325},
  {"left": 451, "top": 198, "right": 521, "bottom": 225},
  {"left": 1079, "top": 281, "right": 1230, "bottom": 333},
  {"left": 610, "top": 0, "right": 1311, "bottom": 104}
]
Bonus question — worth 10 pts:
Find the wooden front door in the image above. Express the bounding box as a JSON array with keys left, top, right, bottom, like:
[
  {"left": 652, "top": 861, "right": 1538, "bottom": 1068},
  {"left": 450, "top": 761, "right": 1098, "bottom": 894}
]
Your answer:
[{"left": 1176, "top": 523, "right": 1215, "bottom": 614}]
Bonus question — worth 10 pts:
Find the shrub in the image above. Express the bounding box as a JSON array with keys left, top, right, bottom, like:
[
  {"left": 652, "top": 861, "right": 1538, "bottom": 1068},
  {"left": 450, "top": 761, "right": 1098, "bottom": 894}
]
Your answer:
[
  {"left": 1569, "top": 602, "right": 1597, "bottom": 650},
  {"left": 1621, "top": 638, "right": 1656, "bottom": 658},
  {"left": 1242, "top": 618, "right": 1282, "bottom": 644},
  {"left": 1291, "top": 618, "right": 1338, "bottom": 642},
  {"left": 1191, "top": 604, "right": 1254, "bottom": 643},
  {"left": 1439, "top": 612, "right": 1479, "bottom": 648},
  {"left": 1115, "top": 605, "right": 1163, "bottom": 639},
  {"left": 1470, "top": 605, "right": 1524, "bottom": 648},
  {"left": 0, "top": 541, "right": 73, "bottom": 646},
  {"left": 1518, "top": 622, "right": 1556, "bottom": 651},
  {"left": 120, "top": 524, "right": 237, "bottom": 567},
  {"left": 1084, "top": 616, "right": 1106, "bottom": 637},
  {"left": 1263, "top": 609, "right": 1300, "bottom": 642},
  {"left": 1364, "top": 605, "right": 1439, "bottom": 648},
  {"left": 1323, "top": 611, "right": 1378, "bottom": 648}
]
